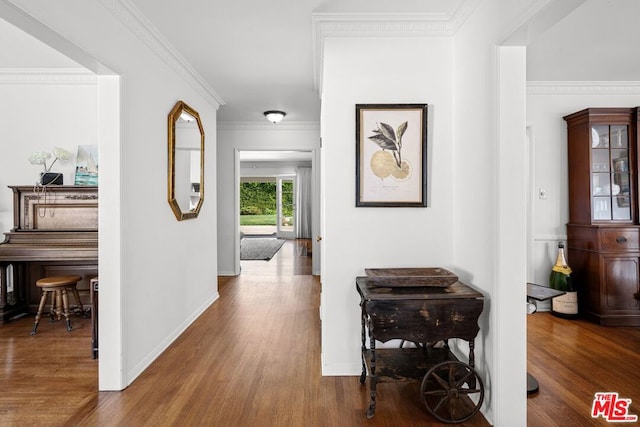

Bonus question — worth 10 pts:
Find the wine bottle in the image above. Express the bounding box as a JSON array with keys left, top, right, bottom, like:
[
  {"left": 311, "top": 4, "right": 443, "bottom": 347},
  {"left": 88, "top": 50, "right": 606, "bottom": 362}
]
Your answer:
[{"left": 549, "top": 242, "right": 578, "bottom": 318}]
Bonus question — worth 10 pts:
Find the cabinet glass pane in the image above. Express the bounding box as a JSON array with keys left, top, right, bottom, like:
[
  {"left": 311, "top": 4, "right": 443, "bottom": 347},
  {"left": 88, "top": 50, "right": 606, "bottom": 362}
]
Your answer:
[
  {"left": 614, "top": 173, "right": 630, "bottom": 194},
  {"left": 611, "top": 149, "right": 629, "bottom": 171},
  {"left": 591, "top": 149, "right": 610, "bottom": 172},
  {"left": 610, "top": 125, "right": 628, "bottom": 148},
  {"left": 612, "top": 196, "right": 631, "bottom": 220},
  {"left": 592, "top": 173, "right": 611, "bottom": 196},
  {"left": 593, "top": 197, "right": 611, "bottom": 220},
  {"left": 592, "top": 125, "right": 610, "bottom": 148},
  {"left": 612, "top": 172, "right": 632, "bottom": 220}
]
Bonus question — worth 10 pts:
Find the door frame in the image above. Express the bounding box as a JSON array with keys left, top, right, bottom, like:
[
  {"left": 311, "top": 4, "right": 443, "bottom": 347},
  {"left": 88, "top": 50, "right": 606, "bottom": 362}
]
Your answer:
[{"left": 234, "top": 149, "right": 320, "bottom": 275}]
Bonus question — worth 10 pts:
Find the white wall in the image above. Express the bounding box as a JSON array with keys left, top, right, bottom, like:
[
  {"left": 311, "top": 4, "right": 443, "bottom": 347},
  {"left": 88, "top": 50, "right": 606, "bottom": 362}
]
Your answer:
[
  {"left": 526, "top": 83, "right": 640, "bottom": 288},
  {"left": 320, "top": 34, "right": 455, "bottom": 375},
  {"left": 452, "top": 1, "right": 536, "bottom": 423},
  {"left": 1, "top": 0, "right": 220, "bottom": 389},
  {"left": 317, "top": 2, "right": 539, "bottom": 424},
  {"left": 0, "top": 71, "right": 97, "bottom": 232},
  {"left": 217, "top": 123, "right": 320, "bottom": 275}
]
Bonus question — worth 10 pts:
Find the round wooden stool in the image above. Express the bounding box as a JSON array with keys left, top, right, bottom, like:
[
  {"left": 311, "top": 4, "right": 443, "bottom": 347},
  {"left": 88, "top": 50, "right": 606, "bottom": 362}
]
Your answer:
[
  {"left": 31, "top": 275, "right": 83, "bottom": 335},
  {"left": 44, "top": 277, "right": 84, "bottom": 316}
]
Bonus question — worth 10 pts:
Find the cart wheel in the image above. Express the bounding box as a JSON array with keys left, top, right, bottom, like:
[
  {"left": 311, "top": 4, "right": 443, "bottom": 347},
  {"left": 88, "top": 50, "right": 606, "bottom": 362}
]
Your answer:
[{"left": 420, "top": 360, "right": 484, "bottom": 424}]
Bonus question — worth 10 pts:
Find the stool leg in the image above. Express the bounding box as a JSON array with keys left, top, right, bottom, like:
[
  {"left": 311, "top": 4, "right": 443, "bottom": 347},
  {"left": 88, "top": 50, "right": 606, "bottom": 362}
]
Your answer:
[
  {"left": 54, "top": 290, "right": 63, "bottom": 321},
  {"left": 48, "top": 290, "right": 57, "bottom": 322},
  {"left": 70, "top": 285, "right": 83, "bottom": 315},
  {"left": 31, "top": 290, "right": 49, "bottom": 335},
  {"left": 61, "top": 288, "right": 72, "bottom": 332}
]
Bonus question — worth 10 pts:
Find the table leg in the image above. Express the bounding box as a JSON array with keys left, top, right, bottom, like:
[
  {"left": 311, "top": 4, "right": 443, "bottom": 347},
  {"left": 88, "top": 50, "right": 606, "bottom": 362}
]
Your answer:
[
  {"left": 366, "top": 332, "right": 377, "bottom": 419},
  {"left": 359, "top": 305, "right": 366, "bottom": 384}
]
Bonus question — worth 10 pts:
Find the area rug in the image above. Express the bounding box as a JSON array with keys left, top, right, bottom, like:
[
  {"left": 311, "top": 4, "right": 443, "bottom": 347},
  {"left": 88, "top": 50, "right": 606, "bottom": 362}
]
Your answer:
[{"left": 240, "top": 237, "right": 285, "bottom": 261}]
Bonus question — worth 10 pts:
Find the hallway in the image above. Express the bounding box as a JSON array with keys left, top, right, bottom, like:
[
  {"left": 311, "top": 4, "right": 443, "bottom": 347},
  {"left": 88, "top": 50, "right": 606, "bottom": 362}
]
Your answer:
[
  {"left": 240, "top": 238, "right": 312, "bottom": 276},
  {"left": 0, "top": 240, "right": 489, "bottom": 426}
]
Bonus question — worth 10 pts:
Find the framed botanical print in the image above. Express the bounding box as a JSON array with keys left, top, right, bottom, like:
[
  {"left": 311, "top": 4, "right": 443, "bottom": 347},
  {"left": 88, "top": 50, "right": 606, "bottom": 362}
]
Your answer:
[{"left": 355, "top": 104, "right": 428, "bottom": 207}]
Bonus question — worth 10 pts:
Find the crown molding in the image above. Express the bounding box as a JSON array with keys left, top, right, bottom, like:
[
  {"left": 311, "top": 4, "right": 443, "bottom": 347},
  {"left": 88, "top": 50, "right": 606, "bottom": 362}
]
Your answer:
[
  {"left": 311, "top": 1, "right": 478, "bottom": 96},
  {"left": 98, "top": 0, "right": 224, "bottom": 107},
  {"left": 527, "top": 81, "right": 640, "bottom": 95},
  {"left": 312, "top": 13, "right": 453, "bottom": 38},
  {"left": 449, "top": 0, "right": 482, "bottom": 33},
  {"left": 217, "top": 121, "right": 320, "bottom": 131},
  {"left": 0, "top": 68, "right": 97, "bottom": 85}
]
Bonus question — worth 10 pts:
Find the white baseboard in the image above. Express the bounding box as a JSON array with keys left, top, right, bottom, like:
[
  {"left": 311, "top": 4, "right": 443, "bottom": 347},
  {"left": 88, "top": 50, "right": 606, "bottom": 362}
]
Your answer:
[
  {"left": 125, "top": 292, "right": 219, "bottom": 385},
  {"left": 217, "top": 271, "right": 238, "bottom": 277}
]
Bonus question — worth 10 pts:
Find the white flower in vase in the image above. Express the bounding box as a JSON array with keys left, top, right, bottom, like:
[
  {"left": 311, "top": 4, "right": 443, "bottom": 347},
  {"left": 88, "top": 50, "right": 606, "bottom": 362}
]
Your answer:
[
  {"left": 28, "top": 151, "right": 52, "bottom": 170},
  {"left": 28, "top": 147, "right": 73, "bottom": 185}
]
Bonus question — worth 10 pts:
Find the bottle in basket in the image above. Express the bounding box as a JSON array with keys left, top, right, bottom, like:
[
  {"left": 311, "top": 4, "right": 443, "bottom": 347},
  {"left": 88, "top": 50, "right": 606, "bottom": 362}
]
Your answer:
[{"left": 549, "top": 242, "right": 578, "bottom": 318}]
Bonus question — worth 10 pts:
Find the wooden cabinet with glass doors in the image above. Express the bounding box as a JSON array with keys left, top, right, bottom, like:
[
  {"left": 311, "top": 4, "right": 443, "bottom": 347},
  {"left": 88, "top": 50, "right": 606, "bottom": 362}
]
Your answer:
[{"left": 564, "top": 107, "right": 640, "bottom": 326}]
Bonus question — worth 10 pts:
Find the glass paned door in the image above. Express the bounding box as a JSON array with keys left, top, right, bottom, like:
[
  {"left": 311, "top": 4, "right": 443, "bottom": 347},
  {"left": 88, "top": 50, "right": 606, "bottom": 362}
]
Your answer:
[
  {"left": 277, "top": 176, "right": 295, "bottom": 238},
  {"left": 591, "top": 125, "right": 631, "bottom": 221}
]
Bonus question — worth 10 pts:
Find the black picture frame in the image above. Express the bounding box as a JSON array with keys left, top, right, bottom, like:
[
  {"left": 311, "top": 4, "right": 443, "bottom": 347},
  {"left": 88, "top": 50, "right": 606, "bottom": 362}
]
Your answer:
[{"left": 355, "top": 103, "right": 428, "bottom": 207}]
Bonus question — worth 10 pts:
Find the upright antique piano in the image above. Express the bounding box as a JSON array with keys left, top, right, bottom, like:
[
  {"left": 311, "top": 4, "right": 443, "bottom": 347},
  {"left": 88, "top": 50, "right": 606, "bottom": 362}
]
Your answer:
[{"left": 0, "top": 185, "right": 98, "bottom": 322}]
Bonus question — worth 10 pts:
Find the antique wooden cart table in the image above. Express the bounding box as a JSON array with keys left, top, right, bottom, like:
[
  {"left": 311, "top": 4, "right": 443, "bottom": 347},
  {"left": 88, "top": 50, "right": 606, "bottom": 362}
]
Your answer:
[{"left": 356, "top": 275, "right": 485, "bottom": 423}]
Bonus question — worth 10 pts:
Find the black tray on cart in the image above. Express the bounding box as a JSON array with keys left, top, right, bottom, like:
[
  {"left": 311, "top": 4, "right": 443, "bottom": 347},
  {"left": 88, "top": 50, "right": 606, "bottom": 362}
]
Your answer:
[{"left": 364, "top": 267, "right": 459, "bottom": 287}]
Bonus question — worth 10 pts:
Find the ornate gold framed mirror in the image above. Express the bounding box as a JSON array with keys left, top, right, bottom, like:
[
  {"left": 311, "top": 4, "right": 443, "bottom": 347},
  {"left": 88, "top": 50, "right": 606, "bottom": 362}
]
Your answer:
[{"left": 168, "top": 100, "right": 205, "bottom": 220}]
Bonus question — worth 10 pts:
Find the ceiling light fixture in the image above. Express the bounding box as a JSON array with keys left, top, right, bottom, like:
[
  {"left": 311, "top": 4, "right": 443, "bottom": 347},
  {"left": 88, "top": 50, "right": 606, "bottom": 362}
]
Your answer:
[
  {"left": 180, "top": 112, "right": 194, "bottom": 123},
  {"left": 264, "top": 110, "right": 286, "bottom": 124}
]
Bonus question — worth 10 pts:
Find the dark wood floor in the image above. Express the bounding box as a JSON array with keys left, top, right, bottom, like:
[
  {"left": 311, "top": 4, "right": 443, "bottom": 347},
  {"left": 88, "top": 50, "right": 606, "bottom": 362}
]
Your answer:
[
  {"left": 527, "top": 311, "right": 640, "bottom": 426},
  {"left": 240, "top": 238, "right": 313, "bottom": 276},
  {"left": 0, "top": 240, "right": 636, "bottom": 426}
]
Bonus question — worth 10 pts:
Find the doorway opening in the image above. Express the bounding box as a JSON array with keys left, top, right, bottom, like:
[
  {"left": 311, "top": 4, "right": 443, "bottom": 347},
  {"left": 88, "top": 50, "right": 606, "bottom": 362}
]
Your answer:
[
  {"left": 238, "top": 150, "right": 314, "bottom": 274},
  {"left": 240, "top": 178, "right": 278, "bottom": 237},
  {"left": 239, "top": 176, "right": 295, "bottom": 239}
]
